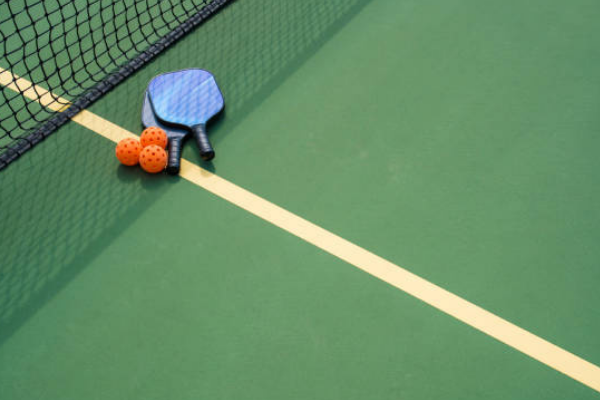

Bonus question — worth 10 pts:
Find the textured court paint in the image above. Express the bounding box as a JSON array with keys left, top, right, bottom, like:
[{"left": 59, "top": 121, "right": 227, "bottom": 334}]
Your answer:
[
  {"left": 165, "top": 0, "right": 600, "bottom": 373},
  {"left": 92, "top": 0, "right": 600, "bottom": 375},
  {"left": 2, "top": 0, "right": 600, "bottom": 399},
  {"left": 5, "top": 52, "right": 600, "bottom": 394},
  {"left": 0, "top": 127, "right": 597, "bottom": 400}
]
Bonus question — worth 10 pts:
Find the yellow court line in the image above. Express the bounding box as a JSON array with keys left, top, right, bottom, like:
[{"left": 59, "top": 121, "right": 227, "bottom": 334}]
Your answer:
[
  {"left": 0, "top": 69, "right": 70, "bottom": 112},
  {"left": 2, "top": 67, "right": 600, "bottom": 393}
]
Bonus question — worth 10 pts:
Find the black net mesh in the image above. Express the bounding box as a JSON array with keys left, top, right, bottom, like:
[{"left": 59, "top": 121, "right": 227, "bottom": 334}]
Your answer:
[
  {"left": 0, "top": 0, "right": 371, "bottom": 344},
  {"left": 0, "top": 0, "right": 232, "bottom": 169}
]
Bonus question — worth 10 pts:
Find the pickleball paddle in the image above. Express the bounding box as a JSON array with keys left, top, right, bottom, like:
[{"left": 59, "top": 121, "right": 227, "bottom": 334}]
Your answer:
[
  {"left": 141, "top": 91, "right": 188, "bottom": 175},
  {"left": 147, "top": 69, "right": 224, "bottom": 161}
]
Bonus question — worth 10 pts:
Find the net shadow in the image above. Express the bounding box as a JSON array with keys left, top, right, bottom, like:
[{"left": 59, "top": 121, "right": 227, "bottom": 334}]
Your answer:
[
  {"left": 91, "top": 0, "right": 374, "bottom": 165},
  {"left": 0, "top": 0, "right": 373, "bottom": 346},
  {"left": 0, "top": 113, "right": 175, "bottom": 346}
]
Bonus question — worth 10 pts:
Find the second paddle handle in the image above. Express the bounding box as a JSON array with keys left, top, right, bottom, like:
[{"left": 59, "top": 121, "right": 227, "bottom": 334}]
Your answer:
[
  {"left": 167, "top": 137, "right": 183, "bottom": 175},
  {"left": 191, "top": 124, "right": 215, "bottom": 161}
]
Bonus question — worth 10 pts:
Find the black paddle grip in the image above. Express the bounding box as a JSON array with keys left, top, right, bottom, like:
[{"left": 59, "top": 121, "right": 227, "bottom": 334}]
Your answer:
[
  {"left": 192, "top": 124, "right": 215, "bottom": 161},
  {"left": 167, "top": 137, "right": 183, "bottom": 175}
]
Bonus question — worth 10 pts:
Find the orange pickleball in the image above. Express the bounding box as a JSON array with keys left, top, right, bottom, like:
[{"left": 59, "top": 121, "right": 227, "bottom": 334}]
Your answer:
[
  {"left": 140, "top": 126, "right": 168, "bottom": 149},
  {"left": 115, "top": 138, "right": 142, "bottom": 166},
  {"left": 139, "top": 145, "right": 167, "bottom": 173}
]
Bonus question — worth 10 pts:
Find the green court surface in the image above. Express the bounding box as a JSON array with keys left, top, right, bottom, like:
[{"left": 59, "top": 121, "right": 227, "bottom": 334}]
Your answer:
[{"left": 2, "top": 0, "right": 600, "bottom": 399}]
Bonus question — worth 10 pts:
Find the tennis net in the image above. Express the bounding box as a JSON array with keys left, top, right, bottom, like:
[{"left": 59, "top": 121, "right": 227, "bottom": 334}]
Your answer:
[{"left": 0, "top": 0, "right": 232, "bottom": 170}]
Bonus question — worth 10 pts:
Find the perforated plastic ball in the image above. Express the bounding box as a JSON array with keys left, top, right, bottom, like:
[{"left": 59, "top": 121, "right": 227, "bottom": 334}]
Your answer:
[
  {"left": 139, "top": 144, "right": 167, "bottom": 173},
  {"left": 140, "top": 126, "right": 168, "bottom": 149},
  {"left": 115, "top": 137, "right": 142, "bottom": 166}
]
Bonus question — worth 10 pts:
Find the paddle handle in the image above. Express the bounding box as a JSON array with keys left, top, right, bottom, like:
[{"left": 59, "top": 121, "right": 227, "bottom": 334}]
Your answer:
[
  {"left": 166, "top": 137, "right": 183, "bottom": 175},
  {"left": 191, "top": 124, "right": 215, "bottom": 161}
]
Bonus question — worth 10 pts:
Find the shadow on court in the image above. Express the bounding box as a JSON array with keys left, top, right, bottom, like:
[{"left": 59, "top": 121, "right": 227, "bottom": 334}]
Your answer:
[
  {"left": 0, "top": 0, "right": 373, "bottom": 347},
  {"left": 0, "top": 120, "right": 175, "bottom": 347},
  {"left": 94, "top": 0, "right": 374, "bottom": 166}
]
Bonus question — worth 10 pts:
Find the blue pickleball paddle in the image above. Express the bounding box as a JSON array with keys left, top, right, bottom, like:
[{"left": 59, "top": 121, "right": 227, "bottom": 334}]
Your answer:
[
  {"left": 147, "top": 69, "right": 224, "bottom": 161},
  {"left": 141, "top": 91, "right": 188, "bottom": 175}
]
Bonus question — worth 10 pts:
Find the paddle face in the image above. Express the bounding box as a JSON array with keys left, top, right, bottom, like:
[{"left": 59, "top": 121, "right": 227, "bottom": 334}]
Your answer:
[
  {"left": 147, "top": 69, "right": 224, "bottom": 128},
  {"left": 141, "top": 91, "right": 187, "bottom": 140}
]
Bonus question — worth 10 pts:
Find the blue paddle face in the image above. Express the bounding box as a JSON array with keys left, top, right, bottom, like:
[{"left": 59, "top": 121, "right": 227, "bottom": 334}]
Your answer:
[
  {"left": 147, "top": 69, "right": 224, "bottom": 128},
  {"left": 141, "top": 91, "right": 187, "bottom": 139}
]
